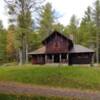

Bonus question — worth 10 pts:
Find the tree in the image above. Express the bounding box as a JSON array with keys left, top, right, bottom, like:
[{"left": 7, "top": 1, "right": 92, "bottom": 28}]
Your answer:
[
  {"left": 29, "top": 31, "right": 42, "bottom": 50},
  {"left": 17, "top": 11, "right": 33, "bottom": 64},
  {"left": 5, "top": 0, "right": 44, "bottom": 64},
  {"left": 0, "top": 20, "right": 7, "bottom": 63},
  {"left": 6, "top": 25, "right": 16, "bottom": 61},
  {"left": 66, "top": 15, "right": 79, "bottom": 43},
  {"left": 38, "top": 3, "right": 55, "bottom": 39},
  {"left": 78, "top": 6, "right": 96, "bottom": 47},
  {"left": 53, "top": 23, "right": 65, "bottom": 33},
  {"left": 93, "top": 0, "right": 100, "bottom": 64}
]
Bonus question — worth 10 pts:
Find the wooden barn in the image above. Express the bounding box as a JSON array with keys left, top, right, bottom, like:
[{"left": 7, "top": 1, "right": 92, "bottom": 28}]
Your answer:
[{"left": 28, "top": 31, "right": 95, "bottom": 65}]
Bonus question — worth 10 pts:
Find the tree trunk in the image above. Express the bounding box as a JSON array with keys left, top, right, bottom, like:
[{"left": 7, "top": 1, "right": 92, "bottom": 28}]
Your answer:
[
  {"left": 19, "top": 48, "right": 22, "bottom": 65},
  {"left": 19, "top": 32, "right": 30, "bottom": 65},
  {"left": 22, "top": 34, "right": 26, "bottom": 64},
  {"left": 26, "top": 43, "right": 28, "bottom": 63},
  {"left": 19, "top": 33, "right": 26, "bottom": 65}
]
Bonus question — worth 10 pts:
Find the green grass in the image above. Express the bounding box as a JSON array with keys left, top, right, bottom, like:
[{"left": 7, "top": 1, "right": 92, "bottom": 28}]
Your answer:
[
  {"left": 0, "top": 93, "right": 81, "bottom": 100},
  {"left": 0, "top": 65, "right": 100, "bottom": 90}
]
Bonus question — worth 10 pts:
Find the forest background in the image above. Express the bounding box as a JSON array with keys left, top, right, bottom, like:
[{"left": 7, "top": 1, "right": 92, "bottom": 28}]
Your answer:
[{"left": 0, "top": 0, "right": 100, "bottom": 65}]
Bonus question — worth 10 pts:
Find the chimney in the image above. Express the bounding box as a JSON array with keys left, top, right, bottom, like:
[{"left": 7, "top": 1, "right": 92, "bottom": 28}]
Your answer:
[{"left": 69, "top": 34, "right": 74, "bottom": 41}]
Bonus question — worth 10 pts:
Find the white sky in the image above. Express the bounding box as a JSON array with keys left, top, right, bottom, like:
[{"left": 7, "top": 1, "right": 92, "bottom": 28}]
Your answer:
[{"left": 0, "top": 0, "right": 94, "bottom": 29}]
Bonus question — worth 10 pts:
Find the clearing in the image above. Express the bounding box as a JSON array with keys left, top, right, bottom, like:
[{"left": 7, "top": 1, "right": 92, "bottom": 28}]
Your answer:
[
  {"left": 0, "top": 65, "right": 100, "bottom": 99},
  {"left": 0, "top": 65, "right": 100, "bottom": 90}
]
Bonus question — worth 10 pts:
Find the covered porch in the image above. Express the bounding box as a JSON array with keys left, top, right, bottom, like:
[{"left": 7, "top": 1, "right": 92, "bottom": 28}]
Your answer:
[
  {"left": 31, "top": 53, "right": 68, "bottom": 64},
  {"left": 28, "top": 46, "right": 69, "bottom": 64},
  {"left": 44, "top": 53, "right": 68, "bottom": 64}
]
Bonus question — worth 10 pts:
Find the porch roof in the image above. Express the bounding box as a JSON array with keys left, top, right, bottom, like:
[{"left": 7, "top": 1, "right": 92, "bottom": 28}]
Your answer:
[
  {"left": 69, "top": 45, "right": 94, "bottom": 53},
  {"left": 28, "top": 46, "right": 46, "bottom": 55},
  {"left": 28, "top": 44, "right": 94, "bottom": 55}
]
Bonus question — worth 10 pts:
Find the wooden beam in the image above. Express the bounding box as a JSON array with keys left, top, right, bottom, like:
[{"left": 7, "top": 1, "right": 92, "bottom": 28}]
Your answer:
[
  {"left": 52, "top": 55, "right": 54, "bottom": 63},
  {"left": 67, "top": 53, "right": 68, "bottom": 64},
  {"left": 45, "top": 54, "right": 47, "bottom": 64},
  {"left": 59, "top": 54, "right": 62, "bottom": 63}
]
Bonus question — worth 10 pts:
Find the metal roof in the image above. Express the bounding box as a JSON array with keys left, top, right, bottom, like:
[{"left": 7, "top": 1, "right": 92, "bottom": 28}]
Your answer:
[
  {"left": 69, "top": 45, "right": 94, "bottom": 53},
  {"left": 28, "top": 44, "right": 94, "bottom": 55},
  {"left": 28, "top": 46, "right": 46, "bottom": 55}
]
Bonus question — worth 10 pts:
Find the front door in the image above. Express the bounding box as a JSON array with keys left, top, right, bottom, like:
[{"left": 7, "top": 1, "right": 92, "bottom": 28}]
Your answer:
[{"left": 54, "top": 54, "right": 59, "bottom": 63}]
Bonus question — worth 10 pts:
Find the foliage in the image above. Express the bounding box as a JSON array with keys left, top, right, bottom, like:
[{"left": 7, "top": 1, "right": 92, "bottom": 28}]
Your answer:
[
  {"left": 92, "top": 0, "right": 100, "bottom": 63},
  {"left": 6, "top": 25, "right": 16, "bottom": 61},
  {"left": 78, "top": 6, "right": 96, "bottom": 47},
  {"left": 38, "top": 2, "right": 55, "bottom": 40},
  {"left": 53, "top": 23, "right": 65, "bottom": 33},
  {"left": 0, "top": 20, "right": 7, "bottom": 63},
  {"left": 28, "top": 31, "right": 42, "bottom": 51},
  {"left": 1, "top": 0, "right": 100, "bottom": 63},
  {"left": 5, "top": 0, "right": 44, "bottom": 64},
  {"left": 65, "top": 15, "right": 79, "bottom": 43}
]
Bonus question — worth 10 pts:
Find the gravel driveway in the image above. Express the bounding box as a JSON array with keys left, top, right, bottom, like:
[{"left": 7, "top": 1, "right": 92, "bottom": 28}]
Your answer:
[{"left": 0, "top": 82, "right": 99, "bottom": 100}]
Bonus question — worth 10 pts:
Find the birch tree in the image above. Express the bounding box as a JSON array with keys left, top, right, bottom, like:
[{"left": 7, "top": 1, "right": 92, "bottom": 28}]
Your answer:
[{"left": 5, "top": 0, "right": 44, "bottom": 64}]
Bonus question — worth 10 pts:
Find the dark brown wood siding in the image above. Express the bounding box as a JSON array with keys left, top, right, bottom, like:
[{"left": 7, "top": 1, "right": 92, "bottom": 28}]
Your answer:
[
  {"left": 69, "top": 53, "right": 93, "bottom": 65},
  {"left": 32, "top": 55, "right": 45, "bottom": 64},
  {"left": 45, "top": 34, "right": 69, "bottom": 53}
]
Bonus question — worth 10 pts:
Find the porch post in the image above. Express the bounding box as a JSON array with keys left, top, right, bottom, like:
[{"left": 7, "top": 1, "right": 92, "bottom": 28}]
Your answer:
[
  {"left": 59, "top": 54, "right": 62, "bottom": 63},
  {"left": 91, "top": 53, "right": 95, "bottom": 67},
  {"left": 52, "top": 55, "right": 54, "bottom": 63},
  {"left": 37, "top": 55, "right": 39, "bottom": 64},
  {"left": 45, "top": 54, "right": 47, "bottom": 64},
  {"left": 67, "top": 53, "right": 68, "bottom": 64}
]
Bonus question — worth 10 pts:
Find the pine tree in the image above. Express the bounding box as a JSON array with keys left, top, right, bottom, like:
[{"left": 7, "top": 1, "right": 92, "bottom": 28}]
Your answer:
[
  {"left": 66, "top": 15, "right": 79, "bottom": 43},
  {"left": 78, "top": 6, "right": 96, "bottom": 47},
  {"left": 5, "top": 0, "right": 44, "bottom": 64},
  {"left": 93, "top": 0, "right": 100, "bottom": 64},
  {"left": 38, "top": 3, "right": 55, "bottom": 39},
  {"left": 53, "top": 23, "right": 65, "bottom": 33}
]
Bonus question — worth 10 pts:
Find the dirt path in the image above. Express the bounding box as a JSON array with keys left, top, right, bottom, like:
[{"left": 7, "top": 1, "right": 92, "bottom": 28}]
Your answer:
[{"left": 0, "top": 82, "right": 100, "bottom": 100}]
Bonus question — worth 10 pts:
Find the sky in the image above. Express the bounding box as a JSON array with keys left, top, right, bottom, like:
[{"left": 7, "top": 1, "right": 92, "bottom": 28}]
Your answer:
[{"left": 0, "top": 0, "right": 94, "bottom": 29}]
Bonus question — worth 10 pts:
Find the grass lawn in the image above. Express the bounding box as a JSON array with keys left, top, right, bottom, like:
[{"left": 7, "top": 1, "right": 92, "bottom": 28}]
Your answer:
[
  {"left": 0, "top": 93, "right": 82, "bottom": 100},
  {"left": 0, "top": 65, "right": 100, "bottom": 91}
]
